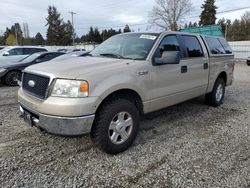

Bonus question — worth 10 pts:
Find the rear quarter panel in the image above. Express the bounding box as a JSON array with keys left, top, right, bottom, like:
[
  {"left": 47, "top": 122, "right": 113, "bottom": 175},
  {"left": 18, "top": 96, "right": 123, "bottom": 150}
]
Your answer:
[{"left": 207, "top": 54, "right": 234, "bottom": 93}]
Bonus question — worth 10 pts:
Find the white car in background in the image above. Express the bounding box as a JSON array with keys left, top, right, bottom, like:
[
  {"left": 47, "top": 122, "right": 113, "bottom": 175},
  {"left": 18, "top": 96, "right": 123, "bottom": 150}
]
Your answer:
[
  {"left": 247, "top": 56, "right": 250, "bottom": 66},
  {"left": 0, "top": 46, "right": 47, "bottom": 63}
]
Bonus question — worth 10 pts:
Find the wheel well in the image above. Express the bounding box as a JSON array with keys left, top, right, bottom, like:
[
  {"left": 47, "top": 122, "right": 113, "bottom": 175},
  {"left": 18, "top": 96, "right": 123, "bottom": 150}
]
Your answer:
[
  {"left": 96, "top": 89, "right": 144, "bottom": 116},
  {"left": 218, "top": 72, "right": 227, "bottom": 84}
]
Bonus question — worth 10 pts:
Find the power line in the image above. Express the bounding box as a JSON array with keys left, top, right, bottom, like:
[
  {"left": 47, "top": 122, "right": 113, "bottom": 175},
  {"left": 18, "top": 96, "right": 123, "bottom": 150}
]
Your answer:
[{"left": 76, "top": 23, "right": 150, "bottom": 30}]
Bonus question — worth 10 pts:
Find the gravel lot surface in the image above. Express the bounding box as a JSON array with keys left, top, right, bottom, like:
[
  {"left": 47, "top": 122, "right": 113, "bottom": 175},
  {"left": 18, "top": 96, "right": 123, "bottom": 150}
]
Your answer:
[{"left": 0, "top": 63, "right": 249, "bottom": 188}]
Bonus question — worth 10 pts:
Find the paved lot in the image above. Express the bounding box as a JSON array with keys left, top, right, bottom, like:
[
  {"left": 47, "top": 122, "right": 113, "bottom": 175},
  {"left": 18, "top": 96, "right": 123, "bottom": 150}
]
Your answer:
[{"left": 0, "top": 63, "right": 249, "bottom": 187}]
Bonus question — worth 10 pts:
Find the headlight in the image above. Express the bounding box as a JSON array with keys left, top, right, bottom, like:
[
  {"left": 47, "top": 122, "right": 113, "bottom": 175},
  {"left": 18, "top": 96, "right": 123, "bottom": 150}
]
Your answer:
[
  {"left": 0, "top": 68, "right": 6, "bottom": 73},
  {"left": 51, "top": 79, "right": 89, "bottom": 98}
]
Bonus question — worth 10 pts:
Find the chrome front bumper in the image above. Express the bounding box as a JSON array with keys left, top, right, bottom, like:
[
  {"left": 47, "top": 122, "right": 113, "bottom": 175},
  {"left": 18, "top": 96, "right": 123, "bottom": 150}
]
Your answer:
[{"left": 19, "top": 105, "right": 95, "bottom": 136}]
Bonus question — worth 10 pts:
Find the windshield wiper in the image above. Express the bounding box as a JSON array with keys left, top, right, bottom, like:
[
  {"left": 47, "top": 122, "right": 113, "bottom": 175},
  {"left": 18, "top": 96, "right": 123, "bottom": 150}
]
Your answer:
[{"left": 99, "top": 53, "right": 124, "bottom": 59}]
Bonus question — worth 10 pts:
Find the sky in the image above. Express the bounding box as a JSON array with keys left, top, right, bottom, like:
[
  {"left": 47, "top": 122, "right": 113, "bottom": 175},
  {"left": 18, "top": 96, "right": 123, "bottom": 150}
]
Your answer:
[{"left": 0, "top": 0, "right": 250, "bottom": 38}]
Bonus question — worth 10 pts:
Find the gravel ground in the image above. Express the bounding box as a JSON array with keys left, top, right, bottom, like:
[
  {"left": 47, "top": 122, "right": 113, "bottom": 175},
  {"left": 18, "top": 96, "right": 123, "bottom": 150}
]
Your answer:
[{"left": 0, "top": 63, "right": 249, "bottom": 188}]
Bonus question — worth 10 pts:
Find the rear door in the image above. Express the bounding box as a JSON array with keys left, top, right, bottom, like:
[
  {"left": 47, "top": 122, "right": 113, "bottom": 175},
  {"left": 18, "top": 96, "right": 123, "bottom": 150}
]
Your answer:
[{"left": 178, "top": 34, "right": 209, "bottom": 95}]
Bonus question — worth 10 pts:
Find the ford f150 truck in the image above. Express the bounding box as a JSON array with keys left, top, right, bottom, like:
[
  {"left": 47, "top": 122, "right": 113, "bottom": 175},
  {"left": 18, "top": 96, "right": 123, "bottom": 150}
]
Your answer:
[{"left": 18, "top": 32, "right": 234, "bottom": 154}]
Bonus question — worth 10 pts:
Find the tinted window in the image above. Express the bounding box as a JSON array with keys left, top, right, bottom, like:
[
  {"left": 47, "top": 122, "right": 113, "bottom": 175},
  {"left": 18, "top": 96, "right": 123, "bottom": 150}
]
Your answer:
[
  {"left": 9, "top": 48, "right": 23, "bottom": 55},
  {"left": 23, "top": 48, "right": 47, "bottom": 55},
  {"left": 35, "top": 48, "right": 47, "bottom": 53},
  {"left": 23, "top": 48, "right": 34, "bottom": 55},
  {"left": 218, "top": 38, "right": 232, "bottom": 54},
  {"left": 182, "top": 35, "right": 204, "bottom": 57},
  {"left": 155, "top": 35, "right": 180, "bottom": 58},
  {"left": 204, "top": 37, "right": 226, "bottom": 54}
]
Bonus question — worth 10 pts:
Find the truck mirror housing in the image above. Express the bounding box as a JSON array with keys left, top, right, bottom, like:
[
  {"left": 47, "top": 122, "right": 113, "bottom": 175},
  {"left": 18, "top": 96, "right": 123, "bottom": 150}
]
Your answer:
[
  {"left": 154, "top": 51, "right": 180, "bottom": 65},
  {"left": 3, "top": 51, "right": 10, "bottom": 56}
]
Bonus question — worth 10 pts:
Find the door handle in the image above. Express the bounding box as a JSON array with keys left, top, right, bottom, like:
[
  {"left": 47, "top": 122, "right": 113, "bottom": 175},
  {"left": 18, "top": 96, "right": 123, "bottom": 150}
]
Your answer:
[
  {"left": 138, "top": 70, "right": 148, "bottom": 76},
  {"left": 204, "top": 63, "right": 208, "bottom": 69},
  {"left": 181, "top": 65, "right": 188, "bottom": 73}
]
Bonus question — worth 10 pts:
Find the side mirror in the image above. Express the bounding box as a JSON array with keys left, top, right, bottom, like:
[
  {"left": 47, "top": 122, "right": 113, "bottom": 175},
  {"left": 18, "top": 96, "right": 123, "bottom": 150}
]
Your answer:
[
  {"left": 154, "top": 51, "right": 180, "bottom": 66},
  {"left": 35, "top": 59, "right": 42, "bottom": 63},
  {"left": 3, "top": 51, "right": 9, "bottom": 56}
]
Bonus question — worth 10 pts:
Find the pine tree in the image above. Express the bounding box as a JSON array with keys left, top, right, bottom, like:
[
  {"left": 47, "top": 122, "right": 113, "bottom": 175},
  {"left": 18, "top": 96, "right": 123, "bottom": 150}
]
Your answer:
[
  {"left": 46, "top": 6, "right": 64, "bottom": 45},
  {"left": 199, "top": 0, "right": 217, "bottom": 26},
  {"left": 34, "top": 32, "right": 45, "bottom": 45},
  {"left": 62, "top": 20, "right": 74, "bottom": 45},
  {"left": 123, "top": 24, "right": 131, "bottom": 33}
]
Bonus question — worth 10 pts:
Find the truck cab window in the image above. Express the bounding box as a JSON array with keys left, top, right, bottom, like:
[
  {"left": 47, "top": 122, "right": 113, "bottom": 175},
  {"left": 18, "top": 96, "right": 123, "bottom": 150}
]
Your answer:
[
  {"left": 204, "top": 37, "right": 226, "bottom": 54},
  {"left": 182, "top": 35, "right": 204, "bottom": 58},
  {"left": 155, "top": 35, "right": 180, "bottom": 58}
]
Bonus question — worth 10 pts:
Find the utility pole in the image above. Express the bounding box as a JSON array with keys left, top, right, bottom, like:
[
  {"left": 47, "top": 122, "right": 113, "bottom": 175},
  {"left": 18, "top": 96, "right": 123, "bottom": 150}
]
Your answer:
[
  {"left": 15, "top": 24, "right": 18, "bottom": 45},
  {"left": 225, "top": 23, "right": 228, "bottom": 40},
  {"left": 69, "top": 11, "right": 76, "bottom": 46}
]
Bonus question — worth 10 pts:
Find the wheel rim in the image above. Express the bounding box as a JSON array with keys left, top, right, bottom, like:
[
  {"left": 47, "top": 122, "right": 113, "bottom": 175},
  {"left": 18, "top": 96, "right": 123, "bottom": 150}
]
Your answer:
[
  {"left": 108, "top": 111, "right": 133, "bottom": 145},
  {"left": 8, "top": 72, "right": 20, "bottom": 86},
  {"left": 216, "top": 84, "right": 224, "bottom": 102}
]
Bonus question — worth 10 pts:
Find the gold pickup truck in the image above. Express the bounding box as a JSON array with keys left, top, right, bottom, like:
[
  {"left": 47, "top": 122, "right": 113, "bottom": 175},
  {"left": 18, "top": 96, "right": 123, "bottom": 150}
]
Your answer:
[{"left": 18, "top": 31, "right": 234, "bottom": 154}]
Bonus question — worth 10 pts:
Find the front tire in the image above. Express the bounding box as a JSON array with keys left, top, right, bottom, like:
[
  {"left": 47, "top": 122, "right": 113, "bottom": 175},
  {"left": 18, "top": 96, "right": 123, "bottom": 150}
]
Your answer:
[
  {"left": 91, "top": 98, "right": 140, "bottom": 154},
  {"left": 4, "top": 71, "right": 21, "bottom": 86},
  {"left": 205, "top": 77, "right": 225, "bottom": 107}
]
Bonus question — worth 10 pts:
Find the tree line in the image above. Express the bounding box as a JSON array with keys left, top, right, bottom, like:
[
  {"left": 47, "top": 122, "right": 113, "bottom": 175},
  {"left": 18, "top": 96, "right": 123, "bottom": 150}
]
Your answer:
[{"left": 0, "top": 6, "right": 131, "bottom": 46}]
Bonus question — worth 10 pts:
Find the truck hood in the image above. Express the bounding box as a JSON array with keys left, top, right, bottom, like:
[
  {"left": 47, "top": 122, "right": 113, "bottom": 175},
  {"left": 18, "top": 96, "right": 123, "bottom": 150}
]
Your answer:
[{"left": 25, "top": 56, "right": 133, "bottom": 79}]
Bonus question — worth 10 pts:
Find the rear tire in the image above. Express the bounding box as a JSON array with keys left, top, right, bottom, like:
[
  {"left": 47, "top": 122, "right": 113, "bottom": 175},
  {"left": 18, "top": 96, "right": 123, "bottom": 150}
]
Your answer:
[
  {"left": 4, "top": 71, "right": 21, "bottom": 86},
  {"left": 91, "top": 98, "right": 140, "bottom": 154},
  {"left": 247, "top": 62, "right": 250, "bottom": 66},
  {"left": 205, "top": 77, "right": 225, "bottom": 107}
]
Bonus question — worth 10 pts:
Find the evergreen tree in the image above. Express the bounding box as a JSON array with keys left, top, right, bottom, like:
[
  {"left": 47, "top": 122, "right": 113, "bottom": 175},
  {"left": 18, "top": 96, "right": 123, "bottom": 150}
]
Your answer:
[
  {"left": 199, "top": 0, "right": 217, "bottom": 26},
  {"left": 34, "top": 32, "right": 45, "bottom": 45},
  {"left": 228, "top": 19, "right": 241, "bottom": 41},
  {"left": 11, "top": 23, "right": 23, "bottom": 44},
  {"left": 193, "top": 22, "right": 198, "bottom": 27},
  {"left": 0, "top": 36, "right": 4, "bottom": 45},
  {"left": 93, "top": 27, "right": 102, "bottom": 43},
  {"left": 2, "top": 23, "right": 23, "bottom": 45},
  {"left": 188, "top": 21, "right": 193, "bottom": 28},
  {"left": 123, "top": 24, "right": 131, "bottom": 33},
  {"left": 62, "top": 20, "right": 74, "bottom": 45},
  {"left": 46, "top": 6, "right": 64, "bottom": 45}
]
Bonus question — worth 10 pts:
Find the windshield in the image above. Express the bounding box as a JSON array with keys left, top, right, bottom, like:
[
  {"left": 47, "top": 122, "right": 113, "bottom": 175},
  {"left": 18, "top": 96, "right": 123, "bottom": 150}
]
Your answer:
[
  {"left": 90, "top": 33, "right": 158, "bottom": 60},
  {"left": 19, "top": 53, "right": 41, "bottom": 63}
]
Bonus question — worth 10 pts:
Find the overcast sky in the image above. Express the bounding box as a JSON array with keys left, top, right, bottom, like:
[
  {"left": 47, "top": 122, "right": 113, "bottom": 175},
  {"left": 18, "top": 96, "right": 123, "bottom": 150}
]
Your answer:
[{"left": 0, "top": 0, "right": 250, "bottom": 38}]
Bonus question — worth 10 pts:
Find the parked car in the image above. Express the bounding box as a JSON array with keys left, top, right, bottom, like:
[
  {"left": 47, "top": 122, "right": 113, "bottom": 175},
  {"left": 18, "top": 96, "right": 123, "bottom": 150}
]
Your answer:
[
  {"left": 57, "top": 48, "right": 86, "bottom": 53},
  {"left": 0, "top": 46, "right": 48, "bottom": 63},
  {"left": 247, "top": 56, "right": 250, "bottom": 66},
  {"left": 72, "top": 48, "right": 86, "bottom": 52},
  {"left": 57, "top": 49, "right": 69, "bottom": 53},
  {"left": 18, "top": 32, "right": 234, "bottom": 154},
  {"left": 0, "top": 51, "right": 65, "bottom": 86},
  {"left": 0, "top": 46, "right": 5, "bottom": 50}
]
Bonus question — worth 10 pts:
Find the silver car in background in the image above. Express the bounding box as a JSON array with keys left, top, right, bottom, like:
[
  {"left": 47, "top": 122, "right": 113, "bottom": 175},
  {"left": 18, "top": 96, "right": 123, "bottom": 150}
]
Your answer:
[{"left": 0, "top": 46, "right": 47, "bottom": 63}]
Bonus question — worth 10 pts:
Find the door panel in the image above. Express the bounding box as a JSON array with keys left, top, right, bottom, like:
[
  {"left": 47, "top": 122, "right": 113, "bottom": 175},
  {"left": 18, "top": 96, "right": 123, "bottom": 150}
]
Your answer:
[
  {"left": 148, "top": 34, "right": 209, "bottom": 113},
  {"left": 179, "top": 35, "right": 209, "bottom": 94}
]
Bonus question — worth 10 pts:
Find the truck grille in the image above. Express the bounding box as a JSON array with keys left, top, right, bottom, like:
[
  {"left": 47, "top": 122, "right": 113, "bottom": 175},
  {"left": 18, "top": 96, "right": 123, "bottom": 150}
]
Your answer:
[{"left": 22, "top": 73, "right": 50, "bottom": 99}]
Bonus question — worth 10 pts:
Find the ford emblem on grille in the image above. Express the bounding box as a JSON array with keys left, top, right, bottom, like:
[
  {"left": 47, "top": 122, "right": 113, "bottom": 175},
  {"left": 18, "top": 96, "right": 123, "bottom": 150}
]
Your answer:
[{"left": 28, "top": 80, "right": 36, "bottom": 88}]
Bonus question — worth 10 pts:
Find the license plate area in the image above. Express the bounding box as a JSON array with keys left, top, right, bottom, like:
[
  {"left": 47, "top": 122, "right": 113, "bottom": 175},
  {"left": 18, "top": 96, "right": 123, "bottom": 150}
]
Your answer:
[{"left": 23, "top": 111, "right": 33, "bottom": 127}]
